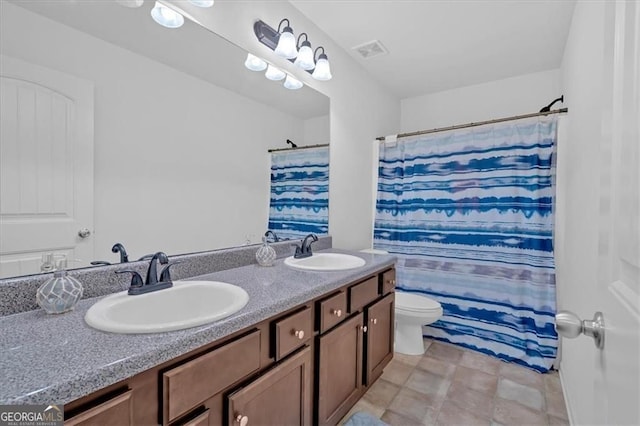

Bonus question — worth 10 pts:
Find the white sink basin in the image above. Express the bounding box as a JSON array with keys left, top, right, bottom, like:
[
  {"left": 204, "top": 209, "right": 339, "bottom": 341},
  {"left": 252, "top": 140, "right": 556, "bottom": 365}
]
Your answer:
[
  {"left": 85, "top": 281, "right": 249, "bottom": 334},
  {"left": 284, "top": 253, "right": 366, "bottom": 271}
]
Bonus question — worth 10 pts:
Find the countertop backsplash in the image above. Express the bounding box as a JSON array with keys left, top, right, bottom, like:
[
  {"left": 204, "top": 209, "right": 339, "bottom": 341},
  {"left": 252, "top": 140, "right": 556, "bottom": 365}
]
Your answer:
[{"left": 0, "top": 236, "right": 332, "bottom": 317}]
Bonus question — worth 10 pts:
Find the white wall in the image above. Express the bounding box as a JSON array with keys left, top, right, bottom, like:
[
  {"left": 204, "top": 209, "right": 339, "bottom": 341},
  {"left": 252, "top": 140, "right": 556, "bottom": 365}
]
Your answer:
[
  {"left": 555, "top": 1, "right": 608, "bottom": 424},
  {"left": 400, "top": 69, "right": 561, "bottom": 132},
  {"left": 169, "top": 1, "right": 401, "bottom": 250},
  {"left": 1, "top": 3, "right": 307, "bottom": 261},
  {"left": 303, "top": 115, "right": 330, "bottom": 145}
]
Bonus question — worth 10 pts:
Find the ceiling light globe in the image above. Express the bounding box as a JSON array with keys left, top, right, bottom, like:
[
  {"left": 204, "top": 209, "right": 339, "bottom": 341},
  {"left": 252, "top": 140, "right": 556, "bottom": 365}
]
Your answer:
[
  {"left": 265, "top": 64, "right": 286, "bottom": 81},
  {"left": 312, "top": 56, "right": 332, "bottom": 81},
  {"left": 189, "top": 0, "right": 214, "bottom": 7},
  {"left": 274, "top": 29, "right": 298, "bottom": 59},
  {"left": 283, "top": 75, "right": 303, "bottom": 90},
  {"left": 294, "top": 44, "right": 315, "bottom": 71},
  {"left": 244, "top": 53, "right": 267, "bottom": 71},
  {"left": 151, "top": 2, "right": 184, "bottom": 28}
]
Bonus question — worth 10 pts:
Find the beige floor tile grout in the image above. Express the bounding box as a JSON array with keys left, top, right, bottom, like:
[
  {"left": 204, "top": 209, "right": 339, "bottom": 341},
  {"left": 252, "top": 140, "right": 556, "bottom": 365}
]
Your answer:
[{"left": 342, "top": 338, "right": 569, "bottom": 426}]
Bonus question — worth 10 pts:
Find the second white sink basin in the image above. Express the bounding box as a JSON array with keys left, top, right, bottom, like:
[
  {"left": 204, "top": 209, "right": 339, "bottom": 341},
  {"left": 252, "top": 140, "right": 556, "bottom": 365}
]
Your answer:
[
  {"left": 284, "top": 253, "right": 366, "bottom": 271},
  {"left": 85, "top": 280, "right": 249, "bottom": 334}
]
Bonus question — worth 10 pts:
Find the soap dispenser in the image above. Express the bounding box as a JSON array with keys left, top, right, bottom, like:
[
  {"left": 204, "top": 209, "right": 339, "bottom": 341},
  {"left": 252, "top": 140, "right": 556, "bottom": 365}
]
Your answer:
[
  {"left": 36, "top": 257, "right": 84, "bottom": 314},
  {"left": 255, "top": 236, "right": 277, "bottom": 267}
]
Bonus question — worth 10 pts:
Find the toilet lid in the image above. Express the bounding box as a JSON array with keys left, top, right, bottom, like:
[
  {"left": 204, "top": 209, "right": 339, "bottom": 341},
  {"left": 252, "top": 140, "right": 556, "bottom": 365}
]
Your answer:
[{"left": 396, "top": 292, "right": 441, "bottom": 312}]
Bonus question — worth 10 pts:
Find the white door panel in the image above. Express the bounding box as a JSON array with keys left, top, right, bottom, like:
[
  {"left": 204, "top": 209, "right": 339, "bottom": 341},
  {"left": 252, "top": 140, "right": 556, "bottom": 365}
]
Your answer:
[
  {"left": 0, "top": 55, "right": 94, "bottom": 278},
  {"left": 596, "top": 1, "right": 640, "bottom": 424}
]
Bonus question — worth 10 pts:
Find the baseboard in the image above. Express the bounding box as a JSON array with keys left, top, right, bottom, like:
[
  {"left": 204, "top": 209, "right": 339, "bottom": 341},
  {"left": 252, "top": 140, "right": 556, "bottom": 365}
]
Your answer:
[{"left": 558, "top": 367, "right": 576, "bottom": 425}]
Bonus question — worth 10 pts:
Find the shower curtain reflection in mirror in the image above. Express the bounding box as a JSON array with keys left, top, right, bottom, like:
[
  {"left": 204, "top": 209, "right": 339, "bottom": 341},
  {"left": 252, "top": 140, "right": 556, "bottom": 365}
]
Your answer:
[{"left": 267, "top": 147, "right": 329, "bottom": 240}]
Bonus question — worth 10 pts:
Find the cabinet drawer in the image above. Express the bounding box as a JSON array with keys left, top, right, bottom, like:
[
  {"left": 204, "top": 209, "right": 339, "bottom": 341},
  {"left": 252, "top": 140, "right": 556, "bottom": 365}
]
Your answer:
[
  {"left": 273, "top": 307, "right": 312, "bottom": 360},
  {"left": 163, "top": 330, "right": 261, "bottom": 424},
  {"left": 349, "top": 277, "right": 379, "bottom": 313},
  {"left": 65, "top": 389, "right": 133, "bottom": 426},
  {"left": 317, "top": 291, "right": 348, "bottom": 333},
  {"left": 380, "top": 269, "right": 396, "bottom": 295}
]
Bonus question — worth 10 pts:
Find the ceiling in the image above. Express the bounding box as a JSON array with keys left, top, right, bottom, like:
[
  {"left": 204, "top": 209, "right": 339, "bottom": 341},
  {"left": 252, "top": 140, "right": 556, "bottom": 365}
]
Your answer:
[
  {"left": 8, "top": 0, "right": 329, "bottom": 119},
  {"left": 290, "top": 0, "right": 576, "bottom": 99}
]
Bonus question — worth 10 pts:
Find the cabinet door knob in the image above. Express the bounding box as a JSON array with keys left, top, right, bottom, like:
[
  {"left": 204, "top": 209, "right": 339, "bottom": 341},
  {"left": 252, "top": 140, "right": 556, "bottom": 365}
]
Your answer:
[
  {"left": 371, "top": 318, "right": 377, "bottom": 325},
  {"left": 293, "top": 329, "right": 305, "bottom": 339},
  {"left": 331, "top": 309, "right": 342, "bottom": 317},
  {"left": 235, "top": 414, "right": 249, "bottom": 426},
  {"left": 360, "top": 325, "right": 368, "bottom": 332}
]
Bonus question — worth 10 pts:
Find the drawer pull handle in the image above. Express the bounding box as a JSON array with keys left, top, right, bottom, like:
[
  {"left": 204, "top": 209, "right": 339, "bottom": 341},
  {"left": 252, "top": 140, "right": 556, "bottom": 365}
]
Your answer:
[
  {"left": 331, "top": 309, "right": 343, "bottom": 317},
  {"left": 389, "top": 279, "right": 396, "bottom": 286},
  {"left": 371, "top": 318, "right": 378, "bottom": 325},
  {"left": 293, "top": 329, "right": 305, "bottom": 339},
  {"left": 235, "top": 414, "right": 249, "bottom": 426}
]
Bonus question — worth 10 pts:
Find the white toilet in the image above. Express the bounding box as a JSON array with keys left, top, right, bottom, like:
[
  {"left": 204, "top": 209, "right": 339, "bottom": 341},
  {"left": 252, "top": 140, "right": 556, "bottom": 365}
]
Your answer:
[
  {"left": 359, "top": 249, "right": 443, "bottom": 356},
  {"left": 394, "top": 291, "right": 443, "bottom": 355}
]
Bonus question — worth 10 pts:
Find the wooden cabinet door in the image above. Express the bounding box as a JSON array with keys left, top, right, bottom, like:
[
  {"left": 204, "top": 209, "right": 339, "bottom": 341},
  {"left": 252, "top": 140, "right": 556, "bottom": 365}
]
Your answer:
[
  {"left": 65, "top": 390, "right": 132, "bottom": 426},
  {"left": 316, "top": 313, "right": 364, "bottom": 426},
  {"left": 365, "top": 293, "right": 395, "bottom": 386},
  {"left": 227, "top": 347, "right": 312, "bottom": 426}
]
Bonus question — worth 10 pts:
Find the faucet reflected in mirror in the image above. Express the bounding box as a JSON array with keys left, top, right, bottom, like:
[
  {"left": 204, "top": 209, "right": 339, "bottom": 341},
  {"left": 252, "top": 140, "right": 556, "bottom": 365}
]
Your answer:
[{"left": 0, "top": 0, "right": 329, "bottom": 280}]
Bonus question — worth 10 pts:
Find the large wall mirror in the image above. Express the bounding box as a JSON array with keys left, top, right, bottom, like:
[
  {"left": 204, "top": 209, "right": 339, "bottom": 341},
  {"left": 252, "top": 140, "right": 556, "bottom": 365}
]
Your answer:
[{"left": 0, "top": 0, "right": 330, "bottom": 279}]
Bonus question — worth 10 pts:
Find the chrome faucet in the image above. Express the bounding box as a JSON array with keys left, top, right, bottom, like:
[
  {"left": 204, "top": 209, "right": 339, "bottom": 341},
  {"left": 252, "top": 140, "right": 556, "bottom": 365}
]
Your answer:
[{"left": 293, "top": 234, "right": 318, "bottom": 259}]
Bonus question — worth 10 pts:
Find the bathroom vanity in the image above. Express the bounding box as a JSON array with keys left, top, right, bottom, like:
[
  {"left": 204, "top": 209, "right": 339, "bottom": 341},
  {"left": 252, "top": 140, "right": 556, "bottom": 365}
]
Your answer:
[{"left": 0, "top": 247, "right": 395, "bottom": 426}]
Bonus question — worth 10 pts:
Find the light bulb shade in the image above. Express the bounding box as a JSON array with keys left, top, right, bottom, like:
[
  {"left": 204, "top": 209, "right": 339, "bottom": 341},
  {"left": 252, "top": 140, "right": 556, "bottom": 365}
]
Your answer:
[
  {"left": 274, "top": 28, "right": 298, "bottom": 59},
  {"left": 294, "top": 43, "right": 315, "bottom": 71},
  {"left": 244, "top": 53, "right": 267, "bottom": 71},
  {"left": 265, "top": 64, "right": 286, "bottom": 81},
  {"left": 283, "top": 75, "right": 303, "bottom": 90},
  {"left": 151, "top": 2, "right": 184, "bottom": 28},
  {"left": 312, "top": 55, "right": 332, "bottom": 81},
  {"left": 189, "top": 0, "right": 214, "bottom": 6}
]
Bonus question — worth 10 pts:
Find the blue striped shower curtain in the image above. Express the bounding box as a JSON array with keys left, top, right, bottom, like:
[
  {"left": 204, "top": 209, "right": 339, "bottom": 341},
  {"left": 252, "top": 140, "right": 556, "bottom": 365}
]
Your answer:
[
  {"left": 268, "top": 147, "right": 329, "bottom": 239},
  {"left": 374, "top": 117, "right": 558, "bottom": 372}
]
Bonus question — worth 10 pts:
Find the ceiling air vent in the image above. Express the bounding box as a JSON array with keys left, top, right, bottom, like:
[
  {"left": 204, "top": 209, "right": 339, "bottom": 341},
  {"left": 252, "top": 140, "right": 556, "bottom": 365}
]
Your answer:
[{"left": 352, "top": 40, "right": 388, "bottom": 59}]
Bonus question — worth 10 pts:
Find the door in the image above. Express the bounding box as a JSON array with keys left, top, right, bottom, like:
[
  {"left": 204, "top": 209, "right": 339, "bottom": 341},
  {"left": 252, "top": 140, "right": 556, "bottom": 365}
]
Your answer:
[
  {"left": 594, "top": 1, "right": 640, "bottom": 423},
  {"left": 227, "top": 347, "right": 311, "bottom": 426},
  {"left": 365, "top": 292, "right": 394, "bottom": 385},
  {"left": 316, "top": 312, "right": 364, "bottom": 426},
  {"left": 0, "top": 55, "right": 94, "bottom": 278}
]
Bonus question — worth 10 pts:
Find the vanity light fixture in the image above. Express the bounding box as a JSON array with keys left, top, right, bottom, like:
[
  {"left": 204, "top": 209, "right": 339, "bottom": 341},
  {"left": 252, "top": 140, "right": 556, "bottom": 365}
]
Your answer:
[
  {"left": 188, "top": 0, "right": 214, "bottom": 7},
  {"left": 244, "top": 53, "right": 267, "bottom": 71},
  {"left": 283, "top": 74, "right": 303, "bottom": 90},
  {"left": 273, "top": 19, "right": 298, "bottom": 59},
  {"left": 294, "top": 33, "right": 315, "bottom": 71},
  {"left": 265, "top": 64, "right": 286, "bottom": 81},
  {"left": 150, "top": 1, "right": 184, "bottom": 28},
  {"left": 253, "top": 19, "right": 332, "bottom": 81},
  {"left": 311, "top": 47, "right": 332, "bottom": 81}
]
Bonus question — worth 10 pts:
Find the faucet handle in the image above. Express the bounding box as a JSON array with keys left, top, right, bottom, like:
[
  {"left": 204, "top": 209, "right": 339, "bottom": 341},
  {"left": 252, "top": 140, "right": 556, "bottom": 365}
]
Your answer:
[
  {"left": 159, "top": 262, "right": 182, "bottom": 283},
  {"left": 116, "top": 270, "right": 144, "bottom": 288}
]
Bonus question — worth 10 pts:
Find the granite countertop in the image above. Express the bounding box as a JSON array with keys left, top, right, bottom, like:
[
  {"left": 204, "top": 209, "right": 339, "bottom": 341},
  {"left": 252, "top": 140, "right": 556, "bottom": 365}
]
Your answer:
[{"left": 0, "top": 249, "right": 396, "bottom": 405}]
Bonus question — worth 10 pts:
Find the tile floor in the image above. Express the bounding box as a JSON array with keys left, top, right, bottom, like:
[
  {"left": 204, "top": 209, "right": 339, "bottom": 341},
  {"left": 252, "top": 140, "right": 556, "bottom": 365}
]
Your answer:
[{"left": 340, "top": 339, "right": 569, "bottom": 426}]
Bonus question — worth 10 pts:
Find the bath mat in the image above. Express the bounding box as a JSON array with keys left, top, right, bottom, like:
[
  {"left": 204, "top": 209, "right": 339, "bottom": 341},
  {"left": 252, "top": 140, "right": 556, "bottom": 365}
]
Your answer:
[{"left": 343, "top": 411, "right": 389, "bottom": 426}]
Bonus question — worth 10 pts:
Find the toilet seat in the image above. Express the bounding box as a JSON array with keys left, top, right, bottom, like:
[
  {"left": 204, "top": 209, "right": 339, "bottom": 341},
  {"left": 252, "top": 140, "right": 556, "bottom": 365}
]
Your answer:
[{"left": 395, "top": 292, "right": 441, "bottom": 313}]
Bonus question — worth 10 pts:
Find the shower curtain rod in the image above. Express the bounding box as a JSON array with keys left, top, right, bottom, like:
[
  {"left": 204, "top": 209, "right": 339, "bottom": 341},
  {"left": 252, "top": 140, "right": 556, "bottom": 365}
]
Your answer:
[
  {"left": 375, "top": 108, "right": 568, "bottom": 141},
  {"left": 268, "top": 143, "right": 329, "bottom": 153}
]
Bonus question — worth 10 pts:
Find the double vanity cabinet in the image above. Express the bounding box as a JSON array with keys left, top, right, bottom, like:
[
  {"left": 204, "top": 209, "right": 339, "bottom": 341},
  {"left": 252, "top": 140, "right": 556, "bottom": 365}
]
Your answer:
[{"left": 63, "top": 266, "right": 396, "bottom": 426}]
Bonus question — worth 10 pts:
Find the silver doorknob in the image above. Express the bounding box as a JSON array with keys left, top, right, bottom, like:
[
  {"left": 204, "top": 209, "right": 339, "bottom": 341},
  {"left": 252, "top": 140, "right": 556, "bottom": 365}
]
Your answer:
[
  {"left": 78, "top": 228, "right": 91, "bottom": 238},
  {"left": 555, "top": 310, "right": 605, "bottom": 349}
]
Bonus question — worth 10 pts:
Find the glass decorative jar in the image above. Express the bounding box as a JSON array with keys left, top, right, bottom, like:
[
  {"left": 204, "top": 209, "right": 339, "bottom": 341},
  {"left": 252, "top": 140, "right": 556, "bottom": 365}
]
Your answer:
[
  {"left": 255, "top": 236, "right": 277, "bottom": 267},
  {"left": 36, "top": 259, "right": 84, "bottom": 314}
]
